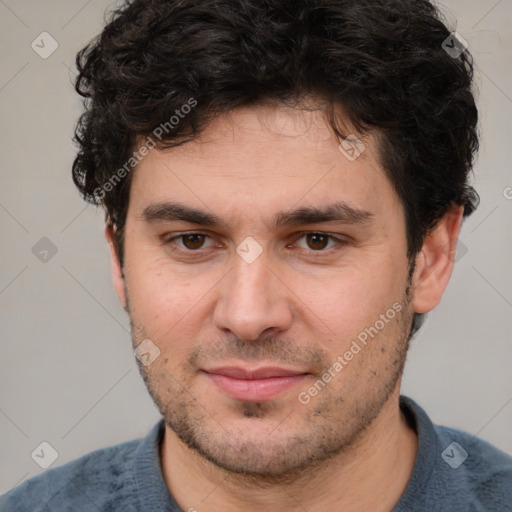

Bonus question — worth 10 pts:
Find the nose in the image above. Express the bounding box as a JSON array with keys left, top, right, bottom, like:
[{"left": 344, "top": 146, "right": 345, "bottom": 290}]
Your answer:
[{"left": 213, "top": 248, "right": 293, "bottom": 341}]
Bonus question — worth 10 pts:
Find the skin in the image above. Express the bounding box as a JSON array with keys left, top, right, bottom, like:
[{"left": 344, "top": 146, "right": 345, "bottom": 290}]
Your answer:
[{"left": 106, "top": 102, "right": 463, "bottom": 512}]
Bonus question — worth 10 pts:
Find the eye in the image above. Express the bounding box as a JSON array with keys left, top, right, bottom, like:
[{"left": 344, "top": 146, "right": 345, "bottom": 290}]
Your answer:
[
  {"left": 163, "top": 231, "right": 347, "bottom": 256},
  {"left": 291, "top": 232, "right": 345, "bottom": 252},
  {"left": 166, "top": 232, "right": 217, "bottom": 251}
]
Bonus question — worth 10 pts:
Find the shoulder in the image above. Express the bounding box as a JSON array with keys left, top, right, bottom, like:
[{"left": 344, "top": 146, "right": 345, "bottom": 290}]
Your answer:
[
  {"left": 0, "top": 438, "right": 142, "bottom": 512},
  {"left": 399, "top": 396, "right": 512, "bottom": 511},
  {"left": 435, "top": 424, "right": 512, "bottom": 508}
]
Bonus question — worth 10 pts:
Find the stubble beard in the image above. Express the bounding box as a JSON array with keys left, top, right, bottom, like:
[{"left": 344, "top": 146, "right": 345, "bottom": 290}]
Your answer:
[{"left": 129, "top": 287, "right": 414, "bottom": 484}]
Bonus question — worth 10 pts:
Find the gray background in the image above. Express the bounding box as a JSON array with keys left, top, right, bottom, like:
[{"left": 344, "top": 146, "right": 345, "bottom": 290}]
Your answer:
[{"left": 0, "top": 0, "right": 511, "bottom": 495}]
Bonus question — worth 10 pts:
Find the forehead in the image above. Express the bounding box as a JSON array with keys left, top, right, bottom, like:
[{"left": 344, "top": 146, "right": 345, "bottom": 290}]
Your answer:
[
  {"left": 128, "top": 103, "right": 402, "bottom": 227},
  {"left": 143, "top": 102, "right": 372, "bottom": 171}
]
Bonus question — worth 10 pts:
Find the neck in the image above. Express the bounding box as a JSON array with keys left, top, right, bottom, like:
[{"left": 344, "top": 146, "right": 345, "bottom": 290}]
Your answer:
[{"left": 160, "top": 389, "right": 418, "bottom": 512}]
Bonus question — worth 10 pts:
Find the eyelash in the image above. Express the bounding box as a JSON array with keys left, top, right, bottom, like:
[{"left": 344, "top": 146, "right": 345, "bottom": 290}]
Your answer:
[{"left": 163, "top": 231, "right": 348, "bottom": 257}]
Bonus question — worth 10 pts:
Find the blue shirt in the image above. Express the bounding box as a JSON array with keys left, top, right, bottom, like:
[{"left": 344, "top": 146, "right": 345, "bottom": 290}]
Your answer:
[{"left": 1, "top": 396, "right": 511, "bottom": 511}]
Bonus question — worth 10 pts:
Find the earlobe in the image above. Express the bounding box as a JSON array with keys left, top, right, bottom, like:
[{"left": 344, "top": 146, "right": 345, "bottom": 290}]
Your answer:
[
  {"left": 105, "top": 222, "right": 127, "bottom": 309},
  {"left": 411, "top": 205, "right": 464, "bottom": 314}
]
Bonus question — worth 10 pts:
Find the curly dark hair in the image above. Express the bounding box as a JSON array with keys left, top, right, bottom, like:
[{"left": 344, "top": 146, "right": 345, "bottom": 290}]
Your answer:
[{"left": 72, "top": 0, "right": 479, "bottom": 278}]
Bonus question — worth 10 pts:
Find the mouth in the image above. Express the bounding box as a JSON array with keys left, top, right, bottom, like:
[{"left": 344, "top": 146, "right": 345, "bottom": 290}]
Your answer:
[{"left": 202, "top": 366, "right": 309, "bottom": 402}]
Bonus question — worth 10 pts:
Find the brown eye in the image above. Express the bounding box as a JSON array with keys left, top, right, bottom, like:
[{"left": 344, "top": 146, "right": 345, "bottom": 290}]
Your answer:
[
  {"left": 306, "top": 233, "right": 330, "bottom": 250},
  {"left": 181, "top": 233, "right": 207, "bottom": 250}
]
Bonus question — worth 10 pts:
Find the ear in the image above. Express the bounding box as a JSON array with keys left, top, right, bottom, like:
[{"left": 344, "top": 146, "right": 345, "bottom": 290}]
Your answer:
[
  {"left": 105, "top": 222, "right": 127, "bottom": 309},
  {"left": 411, "top": 204, "right": 464, "bottom": 314}
]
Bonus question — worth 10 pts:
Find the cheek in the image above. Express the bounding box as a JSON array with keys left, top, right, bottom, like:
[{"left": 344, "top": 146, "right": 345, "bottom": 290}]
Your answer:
[
  {"left": 123, "top": 251, "right": 222, "bottom": 353},
  {"left": 292, "top": 254, "right": 407, "bottom": 348}
]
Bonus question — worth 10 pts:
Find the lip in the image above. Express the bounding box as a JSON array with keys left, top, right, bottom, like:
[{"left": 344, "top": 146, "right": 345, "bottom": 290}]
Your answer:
[{"left": 203, "top": 366, "right": 309, "bottom": 401}]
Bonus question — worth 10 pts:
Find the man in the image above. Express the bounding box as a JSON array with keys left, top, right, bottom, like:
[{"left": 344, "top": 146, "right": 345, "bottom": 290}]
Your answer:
[{"left": 2, "top": 0, "right": 511, "bottom": 510}]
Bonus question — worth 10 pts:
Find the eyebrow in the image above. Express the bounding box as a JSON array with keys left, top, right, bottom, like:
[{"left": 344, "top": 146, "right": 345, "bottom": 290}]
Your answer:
[{"left": 141, "top": 201, "right": 373, "bottom": 230}]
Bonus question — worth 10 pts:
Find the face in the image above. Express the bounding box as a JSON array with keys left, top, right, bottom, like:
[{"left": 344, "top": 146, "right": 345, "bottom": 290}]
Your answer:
[{"left": 114, "top": 103, "right": 417, "bottom": 478}]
